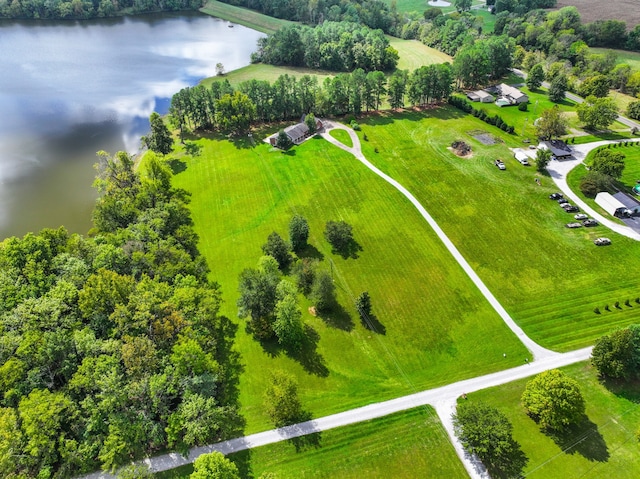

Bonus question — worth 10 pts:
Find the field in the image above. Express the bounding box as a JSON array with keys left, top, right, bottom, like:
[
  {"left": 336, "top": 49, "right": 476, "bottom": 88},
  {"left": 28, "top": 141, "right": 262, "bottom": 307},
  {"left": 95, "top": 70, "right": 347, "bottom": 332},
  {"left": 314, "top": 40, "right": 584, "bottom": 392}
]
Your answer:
[
  {"left": 200, "top": 0, "right": 293, "bottom": 34},
  {"left": 466, "top": 362, "right": 640, "bottom": 478},
  {"left": 566, "top": 143, "right": 640, "bottom": 214},
  {"left": 387, "top": 0, "right": 485, "bottom": 14},
  {"left": 156, "top": 407, "right": 467, "bottom": 478},
  {"left": 555, "top": 0, "right": 640, "bottom": 28},
  {"left": 387, "top": 36, "right": 452, "bottom": 71},
  {"left": 352, "top": 109, "right": 640, "bottom": 351},
  {"left": 170, "top": 124, "right": 529, "bottom": 432}
]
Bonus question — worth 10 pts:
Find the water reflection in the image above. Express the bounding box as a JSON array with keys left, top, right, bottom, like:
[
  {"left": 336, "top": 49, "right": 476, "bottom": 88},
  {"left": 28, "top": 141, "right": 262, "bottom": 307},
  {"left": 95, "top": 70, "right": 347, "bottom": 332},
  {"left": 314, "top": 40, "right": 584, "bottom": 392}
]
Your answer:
[{"left": 0, "top": 12, "right": 263, "bottom": 238}]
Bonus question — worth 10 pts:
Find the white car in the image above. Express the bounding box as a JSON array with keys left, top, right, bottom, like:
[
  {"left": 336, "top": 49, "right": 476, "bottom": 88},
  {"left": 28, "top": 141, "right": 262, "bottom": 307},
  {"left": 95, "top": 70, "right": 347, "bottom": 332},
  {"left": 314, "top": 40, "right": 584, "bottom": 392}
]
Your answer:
[
  {"left": 574, "top": 214, "right": 588, "bottom": 220},
  {"left": 594, "top": 237, "right": 611, "bottom": 246}
]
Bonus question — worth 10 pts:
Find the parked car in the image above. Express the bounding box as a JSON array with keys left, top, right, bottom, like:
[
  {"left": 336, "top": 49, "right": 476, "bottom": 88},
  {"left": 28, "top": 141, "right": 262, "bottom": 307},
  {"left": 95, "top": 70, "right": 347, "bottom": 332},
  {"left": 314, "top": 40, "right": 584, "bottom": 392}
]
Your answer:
[
  {"left": 494, "top": 159, "right": 506, "bottom": 170},
  {"left": 565, "top": 222, "right": 582, "bottom": 228},
  {"left": 564, "top": 205, "right": 579, "bottom": 212},
  {"left": 549, "top": 193, "right": 564, "bottom": 200},
  {"left": 574, "top": 213, "right": 588, "bottom": 220},
  {"left": 557, "top": 198, "right": 569, "bottom": 204},
  {"left": 583, "top": 219, "right": 599, "bottom": 227},
  {"left": 594, "top": 237, "right": 611, "bottom": 246}
]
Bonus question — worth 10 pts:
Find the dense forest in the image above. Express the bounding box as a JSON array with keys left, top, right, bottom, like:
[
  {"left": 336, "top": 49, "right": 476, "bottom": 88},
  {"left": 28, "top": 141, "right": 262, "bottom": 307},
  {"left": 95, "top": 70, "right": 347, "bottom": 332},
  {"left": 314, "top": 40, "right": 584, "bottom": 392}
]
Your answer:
[
  {"left": 254, "top": 22, "right": 399, "bottom": 72},
  {"left": 0, "top": 152, "right": 241, "bottom": 477},
  {"left": 0, "top": 0, "right": 202, "bottom": 19}
]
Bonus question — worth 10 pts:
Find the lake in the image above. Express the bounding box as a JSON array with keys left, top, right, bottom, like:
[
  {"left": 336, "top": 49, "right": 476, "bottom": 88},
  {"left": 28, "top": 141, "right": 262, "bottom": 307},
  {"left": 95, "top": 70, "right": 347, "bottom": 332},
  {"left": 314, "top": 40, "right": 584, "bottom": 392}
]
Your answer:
[{"left": 0, "top": 12, "right": 263, "bottom": 239}]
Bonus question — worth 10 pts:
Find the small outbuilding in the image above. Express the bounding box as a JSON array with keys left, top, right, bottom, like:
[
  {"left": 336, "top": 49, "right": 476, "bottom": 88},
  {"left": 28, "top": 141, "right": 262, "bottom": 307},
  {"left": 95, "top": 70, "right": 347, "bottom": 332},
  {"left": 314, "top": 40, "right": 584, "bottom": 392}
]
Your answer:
[
  {"left": 541, "top": 140, "right": 572, "bottom": 158},
  {"left": 595, "top": 192, "right": 630, "bottom": 217},
  {"left": 467, "top": 90, "right": 495, "bottom": 103}
]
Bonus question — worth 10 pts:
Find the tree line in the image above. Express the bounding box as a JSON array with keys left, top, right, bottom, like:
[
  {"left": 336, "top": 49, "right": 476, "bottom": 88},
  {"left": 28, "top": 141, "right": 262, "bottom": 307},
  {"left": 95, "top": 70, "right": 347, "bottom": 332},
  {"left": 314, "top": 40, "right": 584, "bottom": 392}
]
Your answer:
[
  {"left": 0, "top": 151, "right": 241, "bottom": 477},
  {"left": 169, "top": 64, "right": 454, "bottom": 135},
  {"left": 254, "top": 21, "right": 399, "bottom": 72},
  {"left": 0, "top": 0, "right": 202, "bottom": 20}
]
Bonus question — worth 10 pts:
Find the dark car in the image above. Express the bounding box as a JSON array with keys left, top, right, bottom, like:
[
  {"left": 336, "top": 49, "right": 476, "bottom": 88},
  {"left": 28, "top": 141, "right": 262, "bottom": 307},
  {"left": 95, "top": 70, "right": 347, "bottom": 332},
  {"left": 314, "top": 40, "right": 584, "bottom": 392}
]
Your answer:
[
  {"left": 564, "top": 205, "right": 579, "bottom": 213},
  {"left": 594, "top": 237, "right": 611, "bottom": 246},
  {"left": 565, "top": 222, "right": 582, "bottom": 228},
  {"left": 549, "top": 193, "right": 564, "bottom": 200},
  {"left": 583, "top": 219, "right": 599, "bottom": 227},
  {"left": 557, "top": 198, "right": 569, "bottom": 204}
]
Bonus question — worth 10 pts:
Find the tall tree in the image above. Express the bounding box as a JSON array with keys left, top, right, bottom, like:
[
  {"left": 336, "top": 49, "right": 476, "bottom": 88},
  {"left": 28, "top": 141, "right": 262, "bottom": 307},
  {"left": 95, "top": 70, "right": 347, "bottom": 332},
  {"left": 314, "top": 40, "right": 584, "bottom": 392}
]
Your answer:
[
  {"left": 215, "top": 91, "right": 256, "bottom": 135},
  {"left": 263, "top": 370, "right": 304, "bottom": 427},
  {"left": 526, "top": 63, "right": 545, "bottom": 90},
  {"left": 289, "top": 215, "right": 310, "bottom": 253},
  {"left": 454, "top": 0, "right": 472, "bottom": 13},
  {"left": 535, "top": 106, "right": 569, "bottom": 140},
  {"left": 548, "top": 74, "right": 568, "bottom": 103},
  {"left": 521, "top": 369, "right": 585, "bottom": 431},
  {"left": 142, "top": 112, "right": 173, "bottom": 155},
  {"left": 592, "top": 326, "right": 640, "bottom": 380},
  {"left": 273, "top": 280, "right": 305, "bottom": 350},
  {"left": 190, "top": 451, "right": 240, "bottom": 479},
  {"left": 262, "top": 232, "right": 292, "bottom": 270},
  {"left": 591, "top": 149, "right": 625, "bottom": 179},
  {"left": 577, "top": 96, "right": 618, "bottom": 131}
]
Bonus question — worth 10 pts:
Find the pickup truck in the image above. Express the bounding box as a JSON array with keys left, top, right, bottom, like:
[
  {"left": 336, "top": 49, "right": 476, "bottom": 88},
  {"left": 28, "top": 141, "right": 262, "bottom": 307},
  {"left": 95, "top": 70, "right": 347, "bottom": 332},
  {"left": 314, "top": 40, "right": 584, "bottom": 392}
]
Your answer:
[{"left": 494, "top": 159, "right": 506, "bottom": 170}]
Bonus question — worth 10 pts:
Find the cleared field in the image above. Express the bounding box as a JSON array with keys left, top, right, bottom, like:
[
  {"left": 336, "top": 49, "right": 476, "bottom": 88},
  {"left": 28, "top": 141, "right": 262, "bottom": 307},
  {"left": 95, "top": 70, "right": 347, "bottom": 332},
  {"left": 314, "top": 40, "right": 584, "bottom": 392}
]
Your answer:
[
  {"left": 388, "top": 36, "right": 452, "bottom": 71},
  {"left": 467, "top": 362, "right": 640, "bottom": 478},
  {"left": 556, "top": 0, "right": 640, "bottom": 28},
  {"left": 356, "top": 109, "right": 640, "bottom": 351},
  {"left": 170, "top": 127, "right": 528, "bottom": 432},
  {"left": 200, "top": 64, "right": 334, "bottom": 88},
  {"left": 156, "top": 407, "right": 467, "bottom": 478},
  {"left": 200, "top": 0, "right": 293, "bottom": 34}
]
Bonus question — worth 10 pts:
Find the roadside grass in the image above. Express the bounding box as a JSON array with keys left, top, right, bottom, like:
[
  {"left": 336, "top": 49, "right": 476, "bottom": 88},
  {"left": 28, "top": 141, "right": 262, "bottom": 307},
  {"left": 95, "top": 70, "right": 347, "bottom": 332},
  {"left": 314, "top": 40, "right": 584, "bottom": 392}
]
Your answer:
[
  {"left": 465, "top": 361, "right": 640, "bottom": 479},
  {"left": 355, "top": 108, "right": 640, "bottom": 351},
  {"left": 156, "top": 407, "right": 467, "bottom": 478},
  {"left": 170, "top": 126, "right": 528, "bottom": 432},
  {"left": 199, "top": 0, "right": 293, "bottom": 34},
  {"left": 388, "top": 36, "right": 452, "bottom": 71},
  {"left": 566, "top": 143, "right": 640, "bottom": 217},
  {"left": 328, "top": 128, "right": 353, "bottom": 147},
  {"left": 570, "top": 131, "right": 636, "bottom": 144},
  {"left": 611, "top": 91, "right": 639, "bottom": 114}
]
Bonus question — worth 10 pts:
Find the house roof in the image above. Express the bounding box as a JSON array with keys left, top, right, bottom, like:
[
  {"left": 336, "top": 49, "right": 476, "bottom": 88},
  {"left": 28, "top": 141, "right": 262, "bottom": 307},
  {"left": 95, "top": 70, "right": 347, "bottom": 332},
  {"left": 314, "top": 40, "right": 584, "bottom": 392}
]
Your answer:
[
  {"left": 475, "top": 90, "right": 494, "bottom": 99},
  {"left": 542, "top": 140, "right": 572, "bottom": 157},
  {"left": 284, "top": 123, "right": 309, "bottom": 139},
  {"left": 497, "top": 83, "right": 527, "bottom": 100}
]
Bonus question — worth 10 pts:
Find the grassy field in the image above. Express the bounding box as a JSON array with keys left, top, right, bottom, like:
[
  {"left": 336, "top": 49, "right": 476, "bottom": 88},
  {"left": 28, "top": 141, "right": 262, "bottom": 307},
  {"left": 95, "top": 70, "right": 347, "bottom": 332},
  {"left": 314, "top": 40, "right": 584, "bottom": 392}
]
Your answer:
[
  {"left": 200, "top": 0, "right": 293, "bottom": 34},
  {"left": 170, "top": 125, "right": 529, "bottom": 432},
  {"left": 556, "top": 0, "right": 640, "bottom": 27},
  {"left": 466, "top": 361, "right": 640, "bottom": 478},
  {"left": 156, "top": 407, "right": 467, "bottom": 478},
  {"left": 566, "top": 143, "right": 640, "bottom": 216},
  {"left": 388, "top": 36, "right": 452, "bottom": 71},
  {"left": 351, "top": 109, "right": 640, "bottom": 351},
  {"left": 328, "top": 128, "right": 353, "bottom": 147}
]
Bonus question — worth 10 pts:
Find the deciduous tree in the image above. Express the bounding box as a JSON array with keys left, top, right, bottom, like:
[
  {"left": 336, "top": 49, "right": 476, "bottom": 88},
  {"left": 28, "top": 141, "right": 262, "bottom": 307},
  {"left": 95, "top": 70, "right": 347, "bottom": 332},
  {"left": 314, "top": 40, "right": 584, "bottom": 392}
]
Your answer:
[
  {"left": 577, "top": 96, "right": 618, "bottom": 131},
  {"left": 142, "top": 112, "right": 173, "bottom": 155},
  {"left": 591, "top": 325, "right": 640, "bottom": 379},
  {"left": 289, "top": 215, "right": 310, "bottom": 252},
  {"left": 591, "top": 148, "right": 625, "bottom": 179},
  {"left": 262, "top": 232, "right": 292, "bottom": 270},
  {"left": 190, "top": 451, "right": 240, "bottom": 479},
  {"left": 526, "top": 63, "right": 545, "bottom": 91},
  {"left": 263, "top": 370, "right": 304, "bottom": 427},
  {"left": 535, "top": 106, "right": 568, "bottom": 140}
]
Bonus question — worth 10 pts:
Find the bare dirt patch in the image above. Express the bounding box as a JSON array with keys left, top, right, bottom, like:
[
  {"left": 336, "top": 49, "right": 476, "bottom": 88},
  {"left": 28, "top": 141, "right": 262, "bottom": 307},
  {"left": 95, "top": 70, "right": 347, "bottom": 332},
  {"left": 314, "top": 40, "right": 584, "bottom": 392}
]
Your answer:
[
  {"left": 449, "top": 140, "right": 473, "bottom": 158},
  {"left": 554, "top": 0, "right": 640, "bottom": 27},
  {"left": 467, "top": 129, "right": 501, "bottom": 145}
]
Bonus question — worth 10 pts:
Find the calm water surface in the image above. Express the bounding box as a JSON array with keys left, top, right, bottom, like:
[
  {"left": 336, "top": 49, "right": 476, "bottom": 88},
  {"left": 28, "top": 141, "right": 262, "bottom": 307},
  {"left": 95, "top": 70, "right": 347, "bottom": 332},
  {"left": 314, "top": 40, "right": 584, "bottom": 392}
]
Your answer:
[{"left": 0, "top": 13, "right": 263, "bottom": 239}]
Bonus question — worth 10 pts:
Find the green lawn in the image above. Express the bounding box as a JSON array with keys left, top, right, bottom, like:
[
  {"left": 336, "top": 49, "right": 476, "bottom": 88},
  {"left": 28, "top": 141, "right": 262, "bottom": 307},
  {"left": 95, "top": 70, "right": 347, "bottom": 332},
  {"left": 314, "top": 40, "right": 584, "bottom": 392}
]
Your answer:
[
  {"left": 328, "top": 128, "right": 353, "bottom": 147},
  {"left": 170, "top": 126, "right": 528, "bottom": 432},
  {"left": 590, "top": 47, "right": 640, "bottom": 72},
  {"left": 156, "top": 407, "right": 467, "bottom": 478},
  {"left": 200, "top": 0, "right": 293, "bottom": 34},
  {"left": 388, "top": 36, "right": 452, "bottom": 71},
  {"left": 566, "top": 143, "right": 640, "bottom": 215},
  {"left": 466, "top": 362, "right": 640, "bottom": 478},
  {"left": 201, "top": 64, "right": 334, "bottom": 88},
  {"left": 354, "top": 109, "right": 640, "bottom": 351}
]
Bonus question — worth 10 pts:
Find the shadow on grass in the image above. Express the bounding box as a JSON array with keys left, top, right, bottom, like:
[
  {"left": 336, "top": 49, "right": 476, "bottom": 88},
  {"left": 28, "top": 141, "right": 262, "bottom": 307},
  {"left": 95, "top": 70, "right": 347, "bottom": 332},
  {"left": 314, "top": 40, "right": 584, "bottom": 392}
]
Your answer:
[
  {"left": 286, "top": 325, "right": 329, "bottom": 377},
  {"left": 332, "top": 237, "right": 363, "bottom": 259},
  {"left": 295, "top": 244, "right": 324, "bottom": 261},
  {"left": 167, "top": 158, "right": 187, "bottom": 175},
  {"left": 317, "top": 300, "right": 354, "bottom": 332},
  {"left": 545, "top": 416, "right": 609, "bottom": 462},
  {"left": 283, "top": 411, "right": 323, "bottom": 452},
  {"left": 230, "top": 449, "right": 253, "bottom": 479},
  {"left": 600, "top": 376, "right": 640, "bottom": 403},
  {"left": 360, "top": 312, "right": 386, "bottom": 335}
]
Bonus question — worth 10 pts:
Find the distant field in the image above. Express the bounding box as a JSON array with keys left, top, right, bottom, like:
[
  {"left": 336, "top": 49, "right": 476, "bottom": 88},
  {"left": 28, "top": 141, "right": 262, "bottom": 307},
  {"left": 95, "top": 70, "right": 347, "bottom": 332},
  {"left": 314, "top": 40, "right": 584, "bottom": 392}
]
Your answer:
[
  {"left": 156, "top": 407, "right": 467, "bottom": 478},
  {"left": 388, "top": 36, "right": 452, "bottom": 70},
  {"left": 467, "top": 362, "right": 640, "bottom": 478},
  {"left": 200, "top": 0, "right": 293, "bottom": 34},
  {"left": 556, "top": 0, "right": 640, "bottom": 27},
  {"left": 590, "top": 48, "right": 640, "bottom": 72}
]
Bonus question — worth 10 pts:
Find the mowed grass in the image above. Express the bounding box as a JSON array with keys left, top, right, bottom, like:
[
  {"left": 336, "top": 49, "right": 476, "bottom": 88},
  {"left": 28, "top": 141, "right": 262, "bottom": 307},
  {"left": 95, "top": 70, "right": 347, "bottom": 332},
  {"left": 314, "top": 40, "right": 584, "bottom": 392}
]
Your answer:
[
  {"left": 355, "top": 108, "right": 640, "bottom": 351},
  {"left": 328, "top": 128, "right": 353, "bottom": 147},
  {"left": 200, "top": 0, "right": 293, "bottom": 34},
  {"left": 591, "top": 48, "right": 640, "bottom": 72},
  {"left": 201, "top": 64, "right": 334, "bottom": 88},
  {"left": 388, "top": 36, "right": 452, "bottom": 71},
  {"left": 170, "top": 128, "right": 528, "bottom": 432},
  {"left": 156, "top": 407, "right": 467, "bottom": 479},
  {"left": 466, "top": 362, "right": 640, "bottom": 478}
]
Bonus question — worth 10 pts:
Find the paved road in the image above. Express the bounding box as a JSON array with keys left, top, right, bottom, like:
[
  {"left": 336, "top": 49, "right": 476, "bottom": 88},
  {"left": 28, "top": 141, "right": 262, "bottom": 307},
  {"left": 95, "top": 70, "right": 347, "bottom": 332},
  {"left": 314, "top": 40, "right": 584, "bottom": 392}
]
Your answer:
[
  {"left": 546, "top": 139, "right": 640, "bottom": 241},
  {"left": 79, "top": 123, "right": 590, "bottom": 479}
]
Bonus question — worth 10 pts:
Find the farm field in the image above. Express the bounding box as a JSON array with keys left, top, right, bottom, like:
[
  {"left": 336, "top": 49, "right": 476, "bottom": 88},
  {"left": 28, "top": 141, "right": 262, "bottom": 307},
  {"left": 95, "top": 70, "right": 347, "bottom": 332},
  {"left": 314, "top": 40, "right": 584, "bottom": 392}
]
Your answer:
[
  {"left": 387, "top": 36, "right": 452, "bottom": 71},
  {"left": 466, "top": 362, "right": 640, "bottom": 478},
  {"left": 591, "top": 48, "right": 640, "bottom": 72},
  {"left": 156, "top": 407, "right": 467, "bottom": 478},
  {"left": 170, "top": 125, "right": 528, "bottom": 432},
  {"left": 566, "top": 143, "right": 640, "bottom": 214},
  {"left": 354, "top": 109, "right": 640, "bottom": 351},
  {"left": 556, "top": 0, "right": 640, "bottom": 27},
  {"left": 200, "top": 0, "right": 293, "bottom": 34}
]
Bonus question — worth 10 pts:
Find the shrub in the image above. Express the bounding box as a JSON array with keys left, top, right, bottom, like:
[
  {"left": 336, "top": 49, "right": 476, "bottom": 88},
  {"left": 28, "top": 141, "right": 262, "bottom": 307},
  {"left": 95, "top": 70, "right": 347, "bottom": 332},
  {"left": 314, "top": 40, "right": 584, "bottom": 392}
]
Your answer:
[{"left": 518, "top": 102, "right": 528, "bottom": 111}]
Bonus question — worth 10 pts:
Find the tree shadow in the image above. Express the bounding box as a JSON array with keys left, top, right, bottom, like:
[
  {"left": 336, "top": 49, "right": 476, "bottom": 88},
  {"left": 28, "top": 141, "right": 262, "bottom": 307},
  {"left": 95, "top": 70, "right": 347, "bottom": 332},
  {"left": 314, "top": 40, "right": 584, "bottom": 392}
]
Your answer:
[
  {"left": 600, "top": 376, "right": 640, "bottom": 403},
  {"left": 230, "top": 134, "right": 254, "bottom": 150},
  {"left": 296, "top": 243, "right": 324, "bottom": 261},
  {"left": 282, "top": 149, "right": 297, "bottom": 156},
  {"left": 286, "top": 325, "right": 329, "bottom": 377},
  {"left": 167, "top": 158, "right": 187, "bottom": 175},
  {"left": 360, "top": 312, "right": 386, "bottom": 335},
  {"left": 545, "top": 415, "right": 609, "bottom": 462},
  {"left": 229, "top": 449, "right": 253, "bottom": 479},
  {"left": 282, "top": 411, "right": 323, "bottom": 452},
  {"left": 332, "top": 237, "right": 363, "bottom": 260},
  {"left": 317, "top": 300, "right": 354, "bottom": 331}
]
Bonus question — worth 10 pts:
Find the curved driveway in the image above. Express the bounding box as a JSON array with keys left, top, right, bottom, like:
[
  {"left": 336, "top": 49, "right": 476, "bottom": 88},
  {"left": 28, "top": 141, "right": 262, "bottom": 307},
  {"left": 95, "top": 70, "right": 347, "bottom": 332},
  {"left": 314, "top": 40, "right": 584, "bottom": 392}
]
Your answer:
[{"left": 546, "top": 139, "right": 640, "bottom": 241}]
